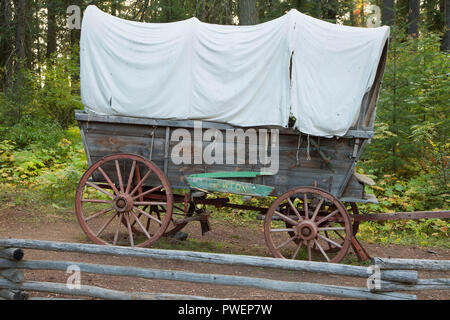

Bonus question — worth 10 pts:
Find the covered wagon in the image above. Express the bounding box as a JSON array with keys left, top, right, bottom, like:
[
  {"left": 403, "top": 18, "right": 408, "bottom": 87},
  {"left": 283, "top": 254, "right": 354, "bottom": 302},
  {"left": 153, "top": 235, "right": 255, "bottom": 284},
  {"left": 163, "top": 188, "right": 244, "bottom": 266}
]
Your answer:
[{"left": 75, "top": 5, "right": 390, "bottom": 263}]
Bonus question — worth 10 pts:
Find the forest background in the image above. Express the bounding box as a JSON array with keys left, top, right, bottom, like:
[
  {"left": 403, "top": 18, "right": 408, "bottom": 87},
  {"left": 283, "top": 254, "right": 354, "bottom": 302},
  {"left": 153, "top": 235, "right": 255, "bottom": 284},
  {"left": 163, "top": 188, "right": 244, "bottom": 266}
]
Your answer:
[{"left": 0, "top": 0, "right": 448, "bottom": 247}]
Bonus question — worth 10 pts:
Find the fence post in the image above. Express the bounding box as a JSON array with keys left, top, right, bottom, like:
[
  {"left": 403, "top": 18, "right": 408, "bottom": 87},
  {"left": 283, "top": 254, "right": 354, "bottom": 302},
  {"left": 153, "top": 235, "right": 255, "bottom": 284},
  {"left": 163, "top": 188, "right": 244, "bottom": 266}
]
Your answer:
[{"left": 0, "top": 247, "right": 28, "bottom": 300}]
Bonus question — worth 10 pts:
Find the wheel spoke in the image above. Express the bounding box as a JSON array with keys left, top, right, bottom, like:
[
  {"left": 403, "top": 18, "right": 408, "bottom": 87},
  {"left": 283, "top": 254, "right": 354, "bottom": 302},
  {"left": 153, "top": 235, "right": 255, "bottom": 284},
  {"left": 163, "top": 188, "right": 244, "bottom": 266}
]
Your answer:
[
  {"left": 273, "top": 211, "right": 299, "bottom": 226},
  {"left": 124, "top": 213, "right": 134, "bottom": 247},
  {"left": 95, "top": 211, "right": 118, "bottom": 237},
  {"left": 134, "top": 201, "right": 166, "bottom": 206},
  {"left": 97, "top": 167, "right": 120, "bottom": 195},
  {"left": 125, "top": 161, "right": 137, "bottom": 194},
  {"left": 113, "top": 212, "right": 122, "bottom": 245},
  {"left": 324, "top": 230, "right": 333, "bottom": 250},
  {"left": 311, "top": 198, "right": 324, "bottom": 222},
  {"left": 130, "top": 212, "right": 142, "bottom": 228},
  {"left": 291, "top": 240, "right": 303, "bottom": 259},
  {"left": 85, "top": 207, "right": 114, "bottom": 222},
  {"left": 82, "top": 199, "right": 113, "bottom": 204},
  {"left": 172, "top": 211, "right": 188, "bottom": 217},
  {"left": 318, "top": 226, "right": 345, "bottom": 231},
  {"left": 303, "top": 193, "right": 309, "bottom": 219},
  {"left": 318, "top": 234, "right": 342, "bottom": 248},
  {"left": 133, "top": 206, "right": 162, "bottom": 225},
  {"left": 287, "top": 198, "right": 303, "bottom": 222},
  {"left": 133, "top": 185, "right": 163, "bottom": 201},
  {"left": 270, "top": 228, "right": 296, "bottom": 233},
  {"left": 86, "top": 182, "right": 115, "bottom": 199},
  {"left": 307, "top": 240, "right": 312, "bottom": 261},
  {"left": 333, "top": 230, "right": 346, "bottom": 241},
  {"left": 173, "top": 205, "right": 185, "bottom": 212},
  {"left": 130, "top": 210, "right": 152, "bottom": 240},
  {"left": 130, "top": 170, "right": 152, "bottom": 196},
  {"left": 276, "top": 235, "right": 296, "bottom": 249},
  {"left": 316, "top": 209, "right": 339, "bottom": 226},
  {"left": 314, "top": 239, "right": 330, "bottom": 262},
  {"left": 115, "top": 160, "right": 124, "bottom": 193}
]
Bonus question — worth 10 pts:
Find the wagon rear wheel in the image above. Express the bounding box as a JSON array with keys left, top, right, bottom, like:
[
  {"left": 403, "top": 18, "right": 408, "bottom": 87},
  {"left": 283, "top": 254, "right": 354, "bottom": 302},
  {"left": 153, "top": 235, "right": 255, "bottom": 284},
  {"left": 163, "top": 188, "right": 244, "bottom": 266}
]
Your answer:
[
  {"left": 264, "top": 187, "right": 352, "bottom": 263},
  {"left": 75, "top": 154, "right": 173, "bottom": 247}
]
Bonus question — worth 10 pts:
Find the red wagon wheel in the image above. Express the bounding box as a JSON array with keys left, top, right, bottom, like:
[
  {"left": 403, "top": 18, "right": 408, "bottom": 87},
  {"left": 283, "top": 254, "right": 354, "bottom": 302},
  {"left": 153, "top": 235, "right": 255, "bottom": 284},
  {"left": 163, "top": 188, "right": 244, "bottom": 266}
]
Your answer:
[
  {"left": 264, "top": 187, "right": 352, "bottom": 263},
  {"left": 75, "top": 154, "right": 173, "bottom": 247}
]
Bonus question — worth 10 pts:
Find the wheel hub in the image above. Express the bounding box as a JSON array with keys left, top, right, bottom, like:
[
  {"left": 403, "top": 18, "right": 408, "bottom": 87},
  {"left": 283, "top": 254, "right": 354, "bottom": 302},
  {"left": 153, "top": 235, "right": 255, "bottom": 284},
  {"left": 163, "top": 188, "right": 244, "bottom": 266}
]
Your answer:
[
  {"left": 113, "top": 194, "right": 134, "bottom": 212},
  {"left": 296, "top": 220, "right": 317, "bottom": 241}
]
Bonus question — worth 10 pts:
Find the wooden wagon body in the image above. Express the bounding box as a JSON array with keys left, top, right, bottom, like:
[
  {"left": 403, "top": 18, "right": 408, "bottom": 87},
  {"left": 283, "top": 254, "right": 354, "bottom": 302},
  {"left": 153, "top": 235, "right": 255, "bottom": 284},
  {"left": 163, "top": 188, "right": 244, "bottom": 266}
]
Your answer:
[{"left": 76, "top": 111, "right": 374, "bottom": 203}]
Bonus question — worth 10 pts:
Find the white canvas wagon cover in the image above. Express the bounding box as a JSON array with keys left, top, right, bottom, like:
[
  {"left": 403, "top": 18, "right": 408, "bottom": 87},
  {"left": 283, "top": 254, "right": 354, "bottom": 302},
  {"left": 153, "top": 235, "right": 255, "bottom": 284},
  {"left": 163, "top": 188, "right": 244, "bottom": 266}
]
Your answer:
[{"left": 80, "top": 5, "right": 389, "bottom": 137}]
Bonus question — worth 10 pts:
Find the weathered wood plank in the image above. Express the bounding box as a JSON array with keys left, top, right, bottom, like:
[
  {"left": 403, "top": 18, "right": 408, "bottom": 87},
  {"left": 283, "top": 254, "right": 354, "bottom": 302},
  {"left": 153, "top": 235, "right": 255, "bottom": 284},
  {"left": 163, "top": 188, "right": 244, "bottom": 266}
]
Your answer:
[{"left": 75, "top": 110, "right": 374, "bottom": 139}]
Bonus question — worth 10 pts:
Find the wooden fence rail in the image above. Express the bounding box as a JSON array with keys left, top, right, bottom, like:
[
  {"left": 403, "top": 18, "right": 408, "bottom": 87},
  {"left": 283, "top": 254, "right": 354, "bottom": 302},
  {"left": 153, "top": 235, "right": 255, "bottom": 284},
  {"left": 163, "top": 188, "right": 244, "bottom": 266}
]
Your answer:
[
  {"left": 0, "top": 239, "right": 418, "bottom": 283},
  {"left": 372, "top": 258, "right": 450, "bottom": 271},
  {"left": 0, "top": 238, "right": 449, "bottom": 300}
]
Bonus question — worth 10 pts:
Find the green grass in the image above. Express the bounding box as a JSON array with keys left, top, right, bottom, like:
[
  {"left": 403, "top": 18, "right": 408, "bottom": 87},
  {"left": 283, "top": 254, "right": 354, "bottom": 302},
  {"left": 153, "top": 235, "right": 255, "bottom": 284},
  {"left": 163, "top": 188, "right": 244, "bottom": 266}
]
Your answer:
[{"left": 138, "top": 236, "right": 236, "bottom": 254}]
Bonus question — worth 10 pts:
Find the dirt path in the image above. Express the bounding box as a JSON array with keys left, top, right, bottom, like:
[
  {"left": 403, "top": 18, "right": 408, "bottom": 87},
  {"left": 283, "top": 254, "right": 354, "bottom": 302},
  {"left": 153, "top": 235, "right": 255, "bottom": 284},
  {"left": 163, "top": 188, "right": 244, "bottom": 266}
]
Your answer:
[{"left": 0, "top": 206, "right": 449, "bottom": 300}]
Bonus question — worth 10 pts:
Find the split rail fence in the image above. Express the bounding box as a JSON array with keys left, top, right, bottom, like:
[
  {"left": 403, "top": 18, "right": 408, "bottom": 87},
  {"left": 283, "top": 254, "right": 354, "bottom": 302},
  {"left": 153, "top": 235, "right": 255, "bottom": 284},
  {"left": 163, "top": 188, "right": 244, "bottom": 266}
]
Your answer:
[{"left": 0, "top": 238, "right": 449, "bottom": 300}]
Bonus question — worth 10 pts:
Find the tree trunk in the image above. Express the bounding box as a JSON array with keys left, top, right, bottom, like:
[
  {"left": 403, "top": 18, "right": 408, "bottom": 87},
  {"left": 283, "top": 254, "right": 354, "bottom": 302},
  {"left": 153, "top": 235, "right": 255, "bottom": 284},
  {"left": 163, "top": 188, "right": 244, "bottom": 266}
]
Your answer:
[
  {"left": 25, "top": 1, "right": 33, "bottom": 69},
  {"left": 14, "top": 0, "right": 26, "bottom": 66},
  {"left": 69, "top": 0, "right": 82, "bottom": 50},
  {"left": 140, "top": 0, "right": 150, "bottom": 22},
  {"left": 46, "top": 0, "right": 57, "bottom": 58},
  {"left": 225, "top": 0, "right": 233, "bottom": 24},
  {"left": 324, "top": 0, "right": 337, "bottom": 23},
  {"left": 408, "top": 0, "right": 420, "bottom": 37},
  {"left": 382, "top": 0, "right": 394, "bottom": 26},
  {"left": 0, "top": 0, "right": 13, "bottom": 92},
  {"left": 443, "top": 0, "right": 450, "bottom": 51},
  {"left": 238, "top": 0, "right": 258, "bottom": 25},
  {"left": 111, "top": 0, "right": 118, "bottom": 16},
  {"left": 163, "top": 0, "right": 171, "bottom": 22}
]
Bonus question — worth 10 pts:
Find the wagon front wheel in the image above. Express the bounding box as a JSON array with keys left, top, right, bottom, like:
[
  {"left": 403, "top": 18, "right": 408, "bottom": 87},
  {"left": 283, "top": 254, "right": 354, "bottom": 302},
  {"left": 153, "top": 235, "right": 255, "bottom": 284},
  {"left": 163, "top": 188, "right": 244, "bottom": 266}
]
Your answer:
[
  {"left": 75, "top": 154, "right": 173, "bottom": 247},
  {"left": 264, "top": 187, "right": 352, "bottom": 263}
]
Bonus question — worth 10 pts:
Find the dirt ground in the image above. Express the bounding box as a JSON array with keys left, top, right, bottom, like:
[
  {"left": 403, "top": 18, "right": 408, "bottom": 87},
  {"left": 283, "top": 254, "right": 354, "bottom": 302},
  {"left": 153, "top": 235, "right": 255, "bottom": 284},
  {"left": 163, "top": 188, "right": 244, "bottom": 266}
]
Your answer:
[{"left": 0, "top": 205, "right": 449, "bottom": 300}]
